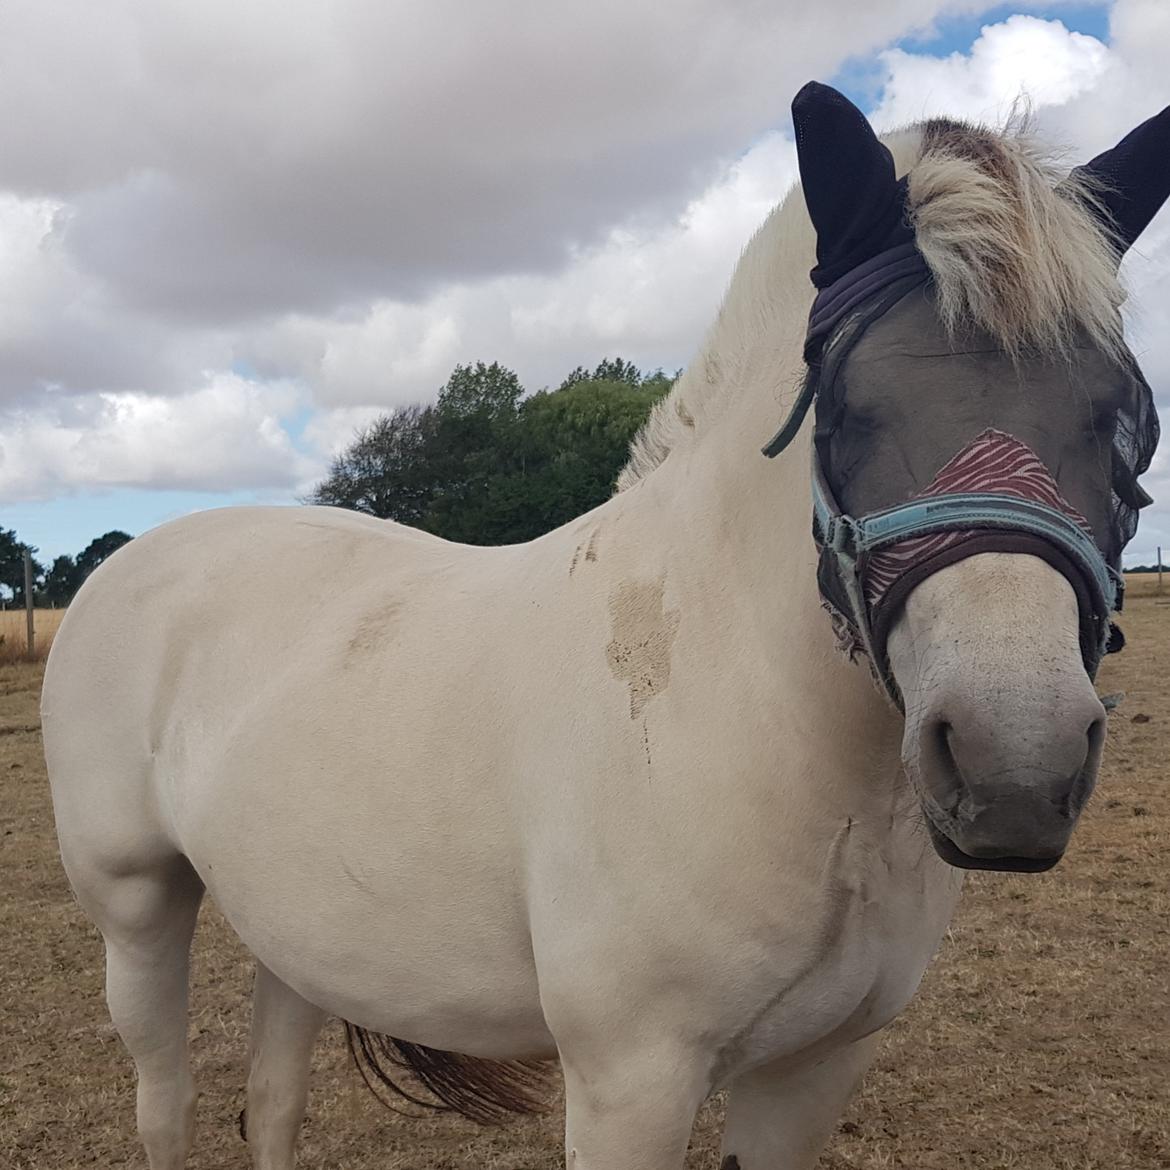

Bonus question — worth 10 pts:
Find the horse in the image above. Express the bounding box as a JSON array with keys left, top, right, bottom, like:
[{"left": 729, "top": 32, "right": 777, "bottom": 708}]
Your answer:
[{"left": 42, "top": 82, "right": 1167, "bottom": 1170}]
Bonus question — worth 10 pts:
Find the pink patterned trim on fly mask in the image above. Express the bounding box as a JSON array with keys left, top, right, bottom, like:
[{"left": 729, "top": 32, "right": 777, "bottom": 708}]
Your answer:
[{"left": 862, "top": 428, "right": 1094, "bottom": 611}]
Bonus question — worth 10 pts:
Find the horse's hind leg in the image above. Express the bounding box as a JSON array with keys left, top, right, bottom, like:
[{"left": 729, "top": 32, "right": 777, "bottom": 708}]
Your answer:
[
  {"left": 91, "top": 857, "right": 205, "bottom": 1170},
  {"left": 244, "top": 962, "right": 326, "bottom": 1170}
]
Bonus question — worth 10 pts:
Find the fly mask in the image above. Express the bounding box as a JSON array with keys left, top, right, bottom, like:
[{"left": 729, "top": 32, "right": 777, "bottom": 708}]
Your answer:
[{"left": 768, "top": 85, "right": 1164, "bottom": 708}]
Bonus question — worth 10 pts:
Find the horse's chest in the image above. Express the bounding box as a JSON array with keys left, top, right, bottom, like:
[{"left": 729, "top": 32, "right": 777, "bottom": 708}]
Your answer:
[{"left": 720, "top": 844, "right": 962, "bottom": 1078}]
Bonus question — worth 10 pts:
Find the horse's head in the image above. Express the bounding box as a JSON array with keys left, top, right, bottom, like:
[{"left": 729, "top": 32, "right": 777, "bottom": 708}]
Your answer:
[{"left": 780, "top": 84, "right": 1167, "bottom": 872}]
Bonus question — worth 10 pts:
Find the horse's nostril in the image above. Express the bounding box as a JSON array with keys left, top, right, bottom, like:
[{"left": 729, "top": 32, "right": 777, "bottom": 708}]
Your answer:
[
  {"left": 1066, "top": 711, "right": 1108, "bottom": 815},
  {"left": 1087, "top": 713, "right": 1107, "bottom": 750},
  {"left": 916, "top": 718, "right": 962, "bottom": 814},
  {"left": 934, "top": 721, "right": 954, "bottom": 771},
  {"left": 938, "top": 721, "right": 953, "bottom": 750}
]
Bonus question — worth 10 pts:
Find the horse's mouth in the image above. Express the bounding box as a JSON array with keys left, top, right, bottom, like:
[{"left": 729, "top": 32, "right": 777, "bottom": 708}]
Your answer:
[{"left": 924, "top": 818, "right": 1063, "bottom": 874}]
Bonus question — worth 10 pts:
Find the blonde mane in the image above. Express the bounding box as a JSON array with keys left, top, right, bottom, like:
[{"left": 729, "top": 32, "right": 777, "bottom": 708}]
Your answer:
[{"left": 617, "top": 115, "right": 1126, "bottom": 492}]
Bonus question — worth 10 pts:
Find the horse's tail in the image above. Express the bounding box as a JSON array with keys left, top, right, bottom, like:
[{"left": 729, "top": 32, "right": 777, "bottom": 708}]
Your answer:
[{"left": 343, "top": 1021, "right": 553, "bottom": 1125}]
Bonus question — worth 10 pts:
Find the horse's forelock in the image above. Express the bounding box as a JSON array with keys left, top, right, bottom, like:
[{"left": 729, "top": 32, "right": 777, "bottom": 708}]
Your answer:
[{"left": 908, "top": 116, "right": 1127, "bottom": 364}]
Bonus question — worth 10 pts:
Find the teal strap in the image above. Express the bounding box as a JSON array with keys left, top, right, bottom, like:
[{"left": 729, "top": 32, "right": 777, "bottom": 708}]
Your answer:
[{"left": 812, "top": 478, "right": 1119, "bottom": 612}]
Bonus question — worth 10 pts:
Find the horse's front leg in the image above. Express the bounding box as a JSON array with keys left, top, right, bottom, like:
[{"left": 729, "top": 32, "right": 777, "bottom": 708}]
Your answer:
[
  {"left": 719, "top": 1034, "right": 881, "bottom": 1169},
  {"left": 559, "top": 1040, "right": 711, "bottom": 1170}
]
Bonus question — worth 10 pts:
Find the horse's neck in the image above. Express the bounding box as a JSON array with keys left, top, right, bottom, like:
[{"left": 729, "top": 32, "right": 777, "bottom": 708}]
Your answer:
[
  {"left": 617, "top": 357, "right": 903, "bottom": 794},
  {"left": 624, "top": 353, "right": 824, "bottom": 655}
]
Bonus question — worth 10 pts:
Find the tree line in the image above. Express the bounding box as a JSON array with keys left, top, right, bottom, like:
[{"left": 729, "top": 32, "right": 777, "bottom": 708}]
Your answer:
[
  {"left": 0, "top": 528, "right": 133, "bottom": 608},
  {"left": 307, "top": 356, "right": 674, "bottom": 544}
]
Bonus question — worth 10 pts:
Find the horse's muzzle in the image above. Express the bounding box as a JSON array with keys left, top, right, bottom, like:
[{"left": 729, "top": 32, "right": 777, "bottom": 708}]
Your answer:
[
  {"left": 887, "top": 553, "right": 1109, "bottom": 873},
  {"left": 912, "top": 701, "right": 1107, "bottom": 871}
]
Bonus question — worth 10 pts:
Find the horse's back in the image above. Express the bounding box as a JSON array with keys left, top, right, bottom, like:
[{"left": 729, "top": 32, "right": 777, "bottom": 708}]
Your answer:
[
  {"left": 43, "top": 504, "right": 452, "bottom": 766},
  {"left": 48, "top": 503, "right": 451, "bottom": 657}
]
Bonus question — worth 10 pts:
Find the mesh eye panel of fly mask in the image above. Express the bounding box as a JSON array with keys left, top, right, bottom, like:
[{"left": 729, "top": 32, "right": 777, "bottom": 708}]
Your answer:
[{"left": 764, "top": 83, "right": 1166, "bottom": 706}]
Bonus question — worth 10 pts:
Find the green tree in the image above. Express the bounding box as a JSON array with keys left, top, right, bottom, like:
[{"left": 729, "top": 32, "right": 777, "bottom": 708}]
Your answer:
[
  {"left": 75, "top": 530, "right": 133, "bottom": 580},
  {"left": 437, "top": 361, "right": 524, "bottom": 418},
  {"left": 477, "top": 375, "right": 672, "bottom": 542},
  {"left": 417, "top": 363, "right": 526, "bottom": 543},
  {"left": 305, "top": 357, "right": 674, "bottom": 545},
  {"left": 309, "top": 406, "right": 441, "bottom": 525},
  {"left": 42, "top": 556, "right": 82, "bottom": 607},
  {"left": 559, "top": 356, "right": 645, "bottom": 391},
  {"left": 0, "top": 527, "right": 44, "bottom": 606}
]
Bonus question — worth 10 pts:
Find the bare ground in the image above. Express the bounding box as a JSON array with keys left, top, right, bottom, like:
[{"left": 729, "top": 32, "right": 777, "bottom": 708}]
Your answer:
[{"left": 2, "top": 588, "right": 1167, "bottom": 1168}]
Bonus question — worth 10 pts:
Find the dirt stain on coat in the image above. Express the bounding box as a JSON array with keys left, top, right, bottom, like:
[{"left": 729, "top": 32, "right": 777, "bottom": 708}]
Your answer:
[
  {"left": 570, "top": 527, "right": 603, "bottom": 576},
  {"left": 605, "top": 579, "right": 680, "bottom": 720},
  {"left": 347, "top": 600, "right": 404, "bottom": 657}
]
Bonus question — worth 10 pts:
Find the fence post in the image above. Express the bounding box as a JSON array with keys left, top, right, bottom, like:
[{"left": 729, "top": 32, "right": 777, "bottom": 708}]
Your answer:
[
  {"left": 1159, "top": 546, "right": 1164, "bottom": 596},
  {"left": 23, "top": 547, "right": 34, "bottom": 657}
]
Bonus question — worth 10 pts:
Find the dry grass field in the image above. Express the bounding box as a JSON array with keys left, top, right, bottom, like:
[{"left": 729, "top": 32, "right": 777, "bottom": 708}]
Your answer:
[
  {"left": 2, "top": 585, "right": 1167, "bottom": 1168},
  {"left": 0, "top": 608, "right": 65, "bottom": 664}
]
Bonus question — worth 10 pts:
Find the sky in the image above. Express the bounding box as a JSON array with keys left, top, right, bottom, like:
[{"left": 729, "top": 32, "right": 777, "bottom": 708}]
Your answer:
[{"left": 2, "top": 0, "right": 1169, "bottom": 567}]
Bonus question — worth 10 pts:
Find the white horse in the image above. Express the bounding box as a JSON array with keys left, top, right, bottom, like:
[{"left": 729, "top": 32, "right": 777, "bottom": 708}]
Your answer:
[{"left": 43, "top": 85, "right": 1167, "bottom": 1170}]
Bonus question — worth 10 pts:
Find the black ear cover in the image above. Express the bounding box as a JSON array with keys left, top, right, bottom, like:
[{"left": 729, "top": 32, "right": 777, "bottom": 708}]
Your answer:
[
  {"left": 792, "top": 81, "right": 914, "bottom": 287},
  {"left": 1068, "top": 104, "right": 1170, "bottom": 256}
]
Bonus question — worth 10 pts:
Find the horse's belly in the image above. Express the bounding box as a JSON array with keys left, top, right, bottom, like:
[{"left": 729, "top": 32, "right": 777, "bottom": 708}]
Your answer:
[
  {"left": 219, "top": 885, "right": 554, "bottom": 1059},
  {"left": 174, "top": 730, "right": 555, "bottom": 1059}
]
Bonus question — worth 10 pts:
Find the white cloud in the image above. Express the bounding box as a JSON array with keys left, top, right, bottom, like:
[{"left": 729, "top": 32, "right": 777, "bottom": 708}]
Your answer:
[
  {"left": 1043, "top": 0, "right": 1170, "bottom": 155},
  {"left": 0, "top": 0, "right": 1002, "bottom": 329},
  {"left": 300, "top": 405, "right": 393, "bottom": 463},
  {"left": 254, "top": 129, "right": 799, "bottom": 408},
  {"left": 873, "top": 14, "right": 1111, "bottom": 127},
  {"left": 0, "top": 193, "right": 232, "bottom": 405},
  {"left": 0, "top": 376, "right": 312, "bottom": 500}
]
